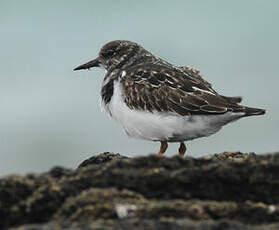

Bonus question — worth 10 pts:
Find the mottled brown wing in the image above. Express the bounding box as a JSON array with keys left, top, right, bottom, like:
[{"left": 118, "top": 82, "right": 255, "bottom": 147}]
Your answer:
[
  {"left": 180, "top": 66, "right": 243, "bottom": 104},
  {"left": 179, "top": 66, "right": 213, "bottom": 89},
  {"left": 121, "top": 64, "right": 245, "bottom": 116}
]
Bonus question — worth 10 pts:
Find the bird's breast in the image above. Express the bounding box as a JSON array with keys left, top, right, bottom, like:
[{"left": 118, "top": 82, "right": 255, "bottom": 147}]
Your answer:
[{"left": 101, "top": 78, "right": 114, "bottom": 106}]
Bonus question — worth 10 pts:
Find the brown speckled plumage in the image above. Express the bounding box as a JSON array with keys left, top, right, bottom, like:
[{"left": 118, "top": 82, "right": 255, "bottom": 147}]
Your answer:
[
  {"left": 74, "top": 40, "right": 265, "bottom": 156},
  {"left": 121, "top": 63, "right": 251, "bottom": 116},
  {"left": 83, "top": 40, "right": 264, "bottom": 117}
]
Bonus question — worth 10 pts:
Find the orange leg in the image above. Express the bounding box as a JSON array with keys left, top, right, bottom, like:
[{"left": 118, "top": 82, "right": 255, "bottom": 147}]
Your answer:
[
  {"left": 157, "top": 141, "right": 168, "bottom": 157},
  {"left": 179, "top": 142, "right": 186, "bottom": 157}
]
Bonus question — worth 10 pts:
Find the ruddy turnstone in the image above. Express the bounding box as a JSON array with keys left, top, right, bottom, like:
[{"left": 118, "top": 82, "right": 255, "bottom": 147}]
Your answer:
[{"left": 74, "top": 40, "right": 265, "bottom": 157}]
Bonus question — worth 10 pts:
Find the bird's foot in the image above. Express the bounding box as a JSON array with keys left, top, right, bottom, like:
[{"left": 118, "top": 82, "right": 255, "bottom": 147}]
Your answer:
[
  {"left": 178, "top": 142, "right": 186, "bottom": 157},
  {"left": 157, "top": 141, "right": 168, "bottom": 157}
]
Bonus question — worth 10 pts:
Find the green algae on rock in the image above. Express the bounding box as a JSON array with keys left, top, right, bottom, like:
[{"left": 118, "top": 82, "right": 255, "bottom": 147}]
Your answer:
[{"left": 1, "top": 151, "right": 279, "bottom": 230}]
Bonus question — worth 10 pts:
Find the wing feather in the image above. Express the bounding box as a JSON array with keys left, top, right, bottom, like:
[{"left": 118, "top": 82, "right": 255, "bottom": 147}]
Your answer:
[{"left": 121, "top": 64, "right": 245, "bottom": 116}]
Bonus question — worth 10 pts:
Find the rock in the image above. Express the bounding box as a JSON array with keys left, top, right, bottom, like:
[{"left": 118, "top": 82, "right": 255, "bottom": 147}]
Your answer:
[
  {"left": 10, "top": 220, "right": 279, "bottom": 230},
  {"left": 1, "top": 152, "right": 279, "bottom": 230},
  {"left": 78, "top": 152, "right": 128, "bottom": 168}
]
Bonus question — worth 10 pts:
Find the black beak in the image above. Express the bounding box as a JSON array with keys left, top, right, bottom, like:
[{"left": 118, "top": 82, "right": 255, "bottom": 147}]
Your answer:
[{"left": 73, "top": 58, "right": 100, "bottom": 71}]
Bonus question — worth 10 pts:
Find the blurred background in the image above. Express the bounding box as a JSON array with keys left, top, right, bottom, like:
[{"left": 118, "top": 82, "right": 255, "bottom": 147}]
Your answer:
[{"left": 0, "top": 0, "right": 278, "bottom": 176}]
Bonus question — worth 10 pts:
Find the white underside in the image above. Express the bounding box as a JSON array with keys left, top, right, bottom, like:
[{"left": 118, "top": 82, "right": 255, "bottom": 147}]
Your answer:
[{"left": 101, "top": 80, "right": 244, "bottom": 142}]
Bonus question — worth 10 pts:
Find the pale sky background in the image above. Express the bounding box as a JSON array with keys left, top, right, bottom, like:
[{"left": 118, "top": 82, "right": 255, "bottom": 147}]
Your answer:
[{"left": 0, "top": 1, "right": 278, "bottom": 175}]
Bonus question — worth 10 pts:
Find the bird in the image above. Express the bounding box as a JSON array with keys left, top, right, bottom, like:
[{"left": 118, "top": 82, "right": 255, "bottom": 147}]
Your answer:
[{"left": 74, "top": 40, "right": 265, "bottom": 157}]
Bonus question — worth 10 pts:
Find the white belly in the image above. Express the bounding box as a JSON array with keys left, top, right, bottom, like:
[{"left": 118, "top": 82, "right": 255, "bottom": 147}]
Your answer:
[{"left": 101, "top": 80, "right": 244, "bottom": 142}]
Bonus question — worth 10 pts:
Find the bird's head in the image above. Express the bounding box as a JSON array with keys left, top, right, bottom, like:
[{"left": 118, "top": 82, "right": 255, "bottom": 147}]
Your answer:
[{"left": 74, "top": 40, "right": 147, "bottom": 72}]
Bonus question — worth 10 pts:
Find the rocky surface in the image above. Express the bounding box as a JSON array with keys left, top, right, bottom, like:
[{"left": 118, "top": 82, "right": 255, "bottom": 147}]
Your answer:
[{"left": 1, "top": 151, "right": 279, "bottom": 230}]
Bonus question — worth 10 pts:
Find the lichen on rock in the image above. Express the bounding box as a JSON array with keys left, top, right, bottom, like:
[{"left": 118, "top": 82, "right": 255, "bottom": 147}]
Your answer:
[{"left": 1, "top": 151, "right": 279, "bottom": 230}]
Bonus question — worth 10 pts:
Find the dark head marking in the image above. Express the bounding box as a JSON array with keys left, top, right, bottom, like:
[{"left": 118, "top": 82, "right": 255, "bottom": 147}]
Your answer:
[{"left": 74, "top": 40, "right": 149, "bottom": 71}]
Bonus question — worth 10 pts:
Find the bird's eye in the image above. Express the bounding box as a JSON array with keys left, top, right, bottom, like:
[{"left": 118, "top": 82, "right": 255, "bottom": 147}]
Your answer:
[{"left": 101, "top": 49, "right": 116, "bottom": 58}]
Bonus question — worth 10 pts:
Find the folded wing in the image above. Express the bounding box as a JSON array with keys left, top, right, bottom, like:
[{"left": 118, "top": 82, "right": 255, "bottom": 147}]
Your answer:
[{"left": 121, "top": 64, "right": 264, "bottom": 116}]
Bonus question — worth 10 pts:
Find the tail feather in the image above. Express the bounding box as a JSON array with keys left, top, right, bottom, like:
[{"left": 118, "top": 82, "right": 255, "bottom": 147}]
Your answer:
[{"left": 243, "top": 107, "right": 266, "bottom": 116}]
